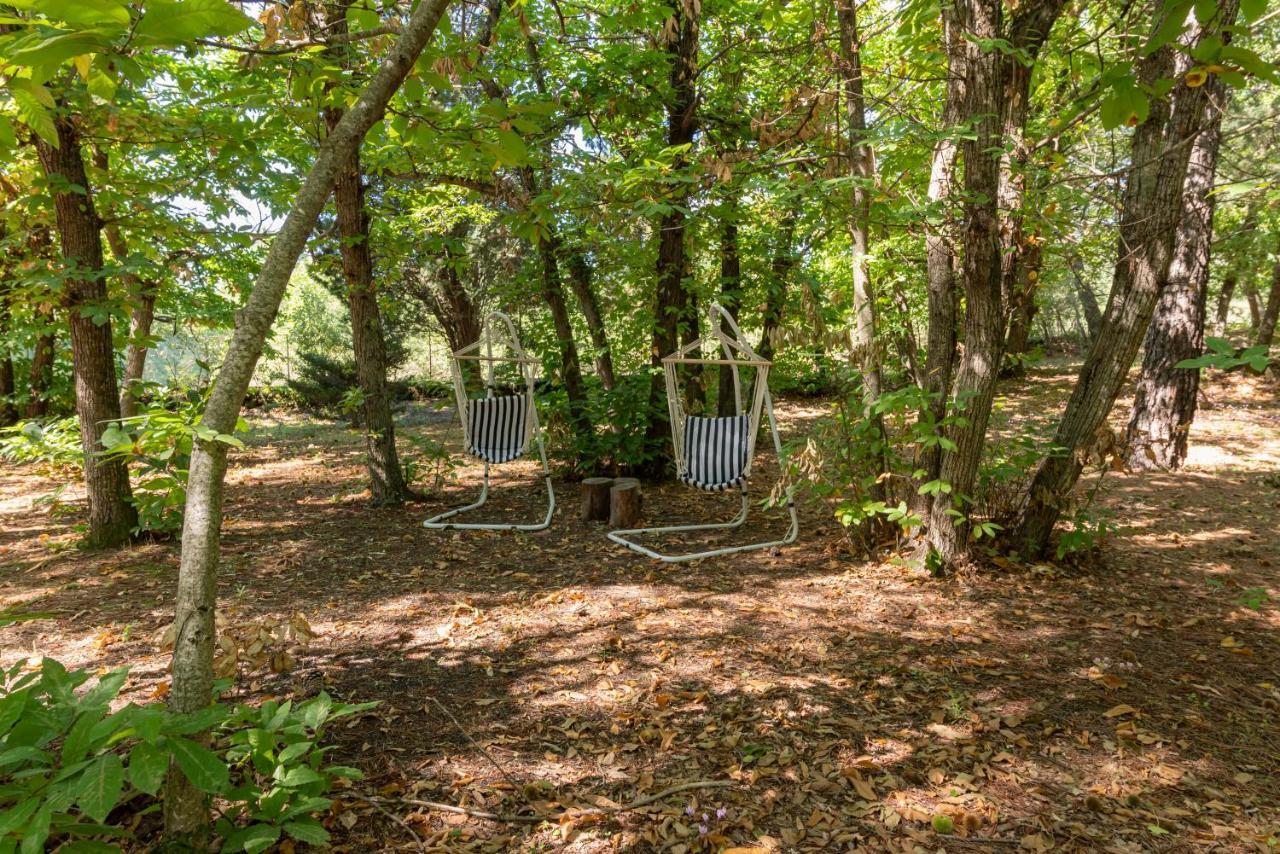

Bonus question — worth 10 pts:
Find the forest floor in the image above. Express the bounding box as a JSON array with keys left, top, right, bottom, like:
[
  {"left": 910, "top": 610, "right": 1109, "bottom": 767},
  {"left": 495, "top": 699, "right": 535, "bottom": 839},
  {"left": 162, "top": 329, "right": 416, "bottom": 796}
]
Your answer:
[{"left": 1, "top": 360, "right": 1278, "bottom": 853}]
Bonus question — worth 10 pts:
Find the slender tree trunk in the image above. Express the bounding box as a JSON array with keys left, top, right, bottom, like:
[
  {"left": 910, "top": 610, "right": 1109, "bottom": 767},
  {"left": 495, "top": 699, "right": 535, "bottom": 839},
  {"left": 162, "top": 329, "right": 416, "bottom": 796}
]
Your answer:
[
  {"left": 1126, "top": 82, "right": 1230, "bottom": 470},
  {"left": 644, "top": 0, "right": 700, "bottom": 471},
  {"left": 757, "top": 208, "right": 798, "bottom": 363},
  {"left": 1244, "top": 276, "right": 1262, "bottom": 333},
  {"left": 924, "top": 0, "right": 1006, "bottom": 568},
  {"left": 0, "top": 283, "right": 15, "bottom": 427},
  {"left": 25, "top": 330, "right": 55, "bottom": 419},
  {"left": 1003, "top": 238, "right": 1044, "bottom": 371},
  {"left": 91, "top": 148, "right": 157, "bottom": 419},
  {"left": 1255, "top": 245, "right": 1280, "bottom": 351},
  {"left": 34, "top": 114, "right": 136, "bottom": 548},
  {"left": 717, "top": 198, "right": 743, "bottom": 416},
  {"left": 164, "top": 0, "right": 452, "bottom": 835},
  {"left": 563, "top": 246, "right": 616, "bottom": 390},
  {"left": 1212, "top": 271, "right": 1237, "bottom": 338},
  {"left": 917, "top": 10, "right": 964, "bottom": 501},
  {"left": 1011, "top": 0, "right": 1238, "bottom": 558},
  {"left": 1069, "top": 253, "right": 1102, "bottom": 339}
]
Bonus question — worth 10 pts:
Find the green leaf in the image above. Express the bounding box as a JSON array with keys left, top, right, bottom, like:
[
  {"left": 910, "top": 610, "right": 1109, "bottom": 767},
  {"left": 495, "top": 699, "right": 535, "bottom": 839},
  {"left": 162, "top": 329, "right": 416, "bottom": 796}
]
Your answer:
[
  {"left": 1241, "top": 0, "right": 1266, "bottom": 21},
  {"left": 75, "top": 753, "right": 124, "bottom": 823},
  {"left": 133, "top": 0, "right": 250, "bottom": 46},
  {"left": 168, "top": 736, "right": 229, "bottom": 793},
  {"left": 8, "top": 82, "right": 58, "bottom": 146},
  {"left": 35, "top": 0, "right": 131, "bottom": 27},
  {"left": 277, "top": 765, "right": 324, "bottom": 787},
  {"left": 126, "top": 741, "right": 168, "bottom": 795},
  {"left": 18, "top": 805, "right": 50, "bottom": 854},
  {"left": 0, "top": 798, "right": 39, "bottom": 836},
  {"left": 222, "top": 823, "right": 280, "bottom": 854},
  {"left": 283, "top": 820, "right": 330, "bottom": 845}
]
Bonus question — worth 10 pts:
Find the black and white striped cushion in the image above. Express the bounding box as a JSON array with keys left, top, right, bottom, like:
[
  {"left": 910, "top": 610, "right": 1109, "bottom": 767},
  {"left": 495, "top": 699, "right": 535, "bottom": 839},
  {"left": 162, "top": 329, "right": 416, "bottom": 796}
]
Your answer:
[
  {"left": 679, "top": 415, "right": 750, "bottom": 492},
  {"left": 466, "top": 395, "right": 529, "bottom": 464}
]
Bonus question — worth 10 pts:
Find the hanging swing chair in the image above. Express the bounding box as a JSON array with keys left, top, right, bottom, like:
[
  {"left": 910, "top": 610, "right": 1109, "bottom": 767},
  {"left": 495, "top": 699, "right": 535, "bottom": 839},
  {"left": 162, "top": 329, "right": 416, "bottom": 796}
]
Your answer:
[
  {"left": 423, "top": 311, "right": 555, "bottom": 531},
  {"left": 608, "top": 302, "right": 799, "bottom": 562}
]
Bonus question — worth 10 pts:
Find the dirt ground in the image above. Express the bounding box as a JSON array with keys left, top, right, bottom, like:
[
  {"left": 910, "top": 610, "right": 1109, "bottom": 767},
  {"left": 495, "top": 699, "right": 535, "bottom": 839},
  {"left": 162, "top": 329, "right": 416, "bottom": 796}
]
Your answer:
[{"left": 2, "top": 363, "right": 1278, "bottom": 852}]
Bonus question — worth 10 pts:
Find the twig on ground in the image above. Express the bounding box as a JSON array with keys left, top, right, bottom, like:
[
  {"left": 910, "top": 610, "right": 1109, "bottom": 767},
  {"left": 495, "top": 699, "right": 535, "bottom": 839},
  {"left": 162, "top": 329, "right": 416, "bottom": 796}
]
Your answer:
[
  {"left": 367, "top": 796, "right": 428, "bottom": 850},
  {"left": 375, "top": 779, "right": 735, "bottom": 825}
]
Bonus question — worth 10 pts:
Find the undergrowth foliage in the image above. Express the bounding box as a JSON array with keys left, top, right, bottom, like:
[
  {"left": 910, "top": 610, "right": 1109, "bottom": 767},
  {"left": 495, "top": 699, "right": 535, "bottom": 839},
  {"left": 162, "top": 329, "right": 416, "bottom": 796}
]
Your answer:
[{"left": 0, "top": 658, "right": 372, "bottom": 853}]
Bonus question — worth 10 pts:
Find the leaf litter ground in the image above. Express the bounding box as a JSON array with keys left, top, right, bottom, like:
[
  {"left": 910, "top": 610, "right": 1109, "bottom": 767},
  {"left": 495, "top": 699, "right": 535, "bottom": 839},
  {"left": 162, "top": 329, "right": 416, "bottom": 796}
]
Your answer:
[{"left": 1, "top": 362, "right": 1277, "bottom": 852}]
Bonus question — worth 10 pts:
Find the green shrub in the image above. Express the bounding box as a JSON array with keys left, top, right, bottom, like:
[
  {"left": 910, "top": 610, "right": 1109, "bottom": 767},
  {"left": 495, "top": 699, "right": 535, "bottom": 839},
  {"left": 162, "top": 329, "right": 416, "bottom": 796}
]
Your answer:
[
  {"left": 0, "top": 417, "right": 82, "bottom": 470},
  {"left": 0, "top": 658, "right": 372, "bottom": 853},
  {"left": 401, "top": 434, "right": 460, "bottom": 495}
]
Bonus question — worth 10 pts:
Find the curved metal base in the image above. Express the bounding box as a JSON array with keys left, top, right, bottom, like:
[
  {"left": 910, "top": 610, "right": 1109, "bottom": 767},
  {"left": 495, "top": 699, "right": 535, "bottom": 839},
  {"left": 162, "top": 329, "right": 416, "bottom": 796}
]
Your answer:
[
  {"left": 607, "top": 491, "right": 799, "bottom": 563},
  {"left": 423, "top": 463, "right": 555, "bottom": 531}
]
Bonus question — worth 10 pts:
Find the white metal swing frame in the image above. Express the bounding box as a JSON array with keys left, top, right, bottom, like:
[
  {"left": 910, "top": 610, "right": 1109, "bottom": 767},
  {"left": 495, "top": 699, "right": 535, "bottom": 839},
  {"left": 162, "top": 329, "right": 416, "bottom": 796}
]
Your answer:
[
  {"left": 608, "top": 302, "right": 799, "bottom": 563},
  {"left": 423, "top": 311, "right": 555, "bottom": 531}
]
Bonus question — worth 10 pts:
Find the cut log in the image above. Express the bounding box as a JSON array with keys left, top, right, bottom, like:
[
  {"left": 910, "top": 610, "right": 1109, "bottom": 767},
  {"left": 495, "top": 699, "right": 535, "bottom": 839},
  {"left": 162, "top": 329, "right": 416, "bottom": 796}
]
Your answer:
[
  {"left": 581, "top": 477, "right": 614, "bottom": 522},
  {"left": 609, "top": 478, "right": 642, "bottom": 529}
]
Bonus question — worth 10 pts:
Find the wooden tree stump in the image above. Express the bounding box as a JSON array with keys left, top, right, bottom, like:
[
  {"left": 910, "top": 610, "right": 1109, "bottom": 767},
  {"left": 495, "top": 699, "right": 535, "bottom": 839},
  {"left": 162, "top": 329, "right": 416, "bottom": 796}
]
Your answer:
[
  {"left": 581, "top": 477, "right": 614, "bottom": 521},
  {"left": 609, "top": 478, "right": 642, "bottom": 528}
]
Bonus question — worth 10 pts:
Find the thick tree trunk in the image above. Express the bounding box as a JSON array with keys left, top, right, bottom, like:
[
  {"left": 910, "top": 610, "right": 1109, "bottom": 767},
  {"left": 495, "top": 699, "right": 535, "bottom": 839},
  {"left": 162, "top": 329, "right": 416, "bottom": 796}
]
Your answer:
[
  {"left": 924, "top": 0, "right": 1006, "bottom": 567},
  {"left": 1255, "top": 248, "right": 1280, "bottom": 351},
  {"left": 1125, "top": 82, "right": 1229, "bottom": 470},
  {"left": 716, "top": 199, "right": 743, "bottom": 416},
  {"left": 644, "top": 0, "right": 700, "bottom": 471},
  {"left": 323, "top": 112, "right": 410, "bottom": 503},
  {"left": 1211, "top": 271, "right": 1236, "bottom": 338},
  {"left": 564, "top": 247, "right": 616, "bottom": 390},
  {"left": 164, "top": 0, "right": 452, "bottom": 835},
  {"left": 34, "top": 115, "right": 136, "bottom": 548},
  {"left": 1011, "top": 0, "right": 1238, "bottom": 558}
]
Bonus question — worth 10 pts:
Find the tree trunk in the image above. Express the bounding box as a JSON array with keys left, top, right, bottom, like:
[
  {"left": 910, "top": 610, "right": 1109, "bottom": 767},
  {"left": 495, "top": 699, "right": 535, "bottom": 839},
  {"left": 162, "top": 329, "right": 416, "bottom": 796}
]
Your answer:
[
  {"left": 1255, "top": 246, "right": 1280, "bottom": 351},
  {"left": 164, "top": 0, "right": 452, "bottom": 835},
  {"left": 917, "top": 9, "right": 965, "bottom": 499},
  {"left": 924, "top": 0, "right": 1006, "bottom": 568},
  {"left": 1003, "top": 238, "right": 1044, "bottom": 372},
  {"left": 644, "top": 0, "right": 700, "bottom": 471},
  {"left": 996, "top": 0, "right": 1066, "bottom": 347},
  {"left": 1244, "top": 276, "right": 1262, "bottom": 334},
  {"left": 1211, "top": 271, "right": 1237, "bottom": 338},
  {"left": 716, "top": 198, "right": 743, "bottom": 416},
  {"left": 1069, "top": 253, "right": 1103, "bottom": 339},
  {"left": 563, "top": 246, "right": 615, "bottom": 390},
  {"left": 34, "top": 114, "right": 136, "bottom": 549},
  {"left": 532, "top": 229, "right": 591, "bottom": 440},
  {"left": 1125, "top": 81, "right": 1230, "bottom": 470},
  {"left": 1011, "top": 0, "right": 1238, "bottom": 558},
  {"left": 0, "top": 283, "right": 16, "bottom": 427},
  {"left": 757, "top": 207, "right": 798, "bottom": 362},
  {"left": 25, "top": 330, "right": 55, "bottom": 419},
  {"left": 91, "top": 148, "right": 157, "bottom": 420}
]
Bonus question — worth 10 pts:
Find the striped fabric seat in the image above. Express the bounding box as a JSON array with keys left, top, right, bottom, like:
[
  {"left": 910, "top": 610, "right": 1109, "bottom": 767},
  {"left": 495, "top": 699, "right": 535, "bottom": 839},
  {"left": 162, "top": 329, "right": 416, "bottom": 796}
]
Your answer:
[
  {"left": 466, "top": 395, "right": 529, "bottom": 464},
  {"left": 679, "top": 415, "right": 750, "bottom": 492}
]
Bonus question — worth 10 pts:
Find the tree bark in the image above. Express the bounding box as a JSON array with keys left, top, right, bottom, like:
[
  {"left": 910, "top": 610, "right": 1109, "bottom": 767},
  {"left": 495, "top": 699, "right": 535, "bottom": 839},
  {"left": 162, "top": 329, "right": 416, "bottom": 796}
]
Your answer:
[
  {"left": 34, "top": 114, "right": 137, "bottom": 548},
  {"left": 1125, "top": 80, "right": 1230, "bottom": 470},
  {"left": 1002, "top": 238, "right": 1044, "bottom": 371},
  {"left": 644, "top": 0, "right": 700, "bottom": 471},
  {"left": 757, "top": 207, "right": 798, "bottom": 363},
  {"left": 164, "top": 0, "right": 452, "bottom": 835},
  {"left": 25, "top": 330, "right": 55, "bottom": 419},
  {"left": 917, "top": 9, "right": 965, "bottom": 498},
  {"left": 1255, "top": 245, "right": 1280, "bottom": 351},
  {"left": 1069, "top": 253, "right": 1103, "bottom": 339},
  {"left": 1211, "top": 271, "right": 1236, "bottom": 338},
  {"left": 1011, "top": 0, "right": 1239, "bottom": 558},
  {"left": 716, "top": 197, "right": 743, "bottom": 416},
  {"left": 0, "top": 282, "right": 16, "bottom": 427},
  {"left": 1244, "top": 276, "right": 1262, "bottom": 333},
  {"left": 563, "top": 246, "right": 615, "bottom": 390},
  {"left": 924, "top": 0, "right": 1006, "bottom": 568},
  {"left": 91, "top": 148, "right": 156, "bottom": 419}
]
